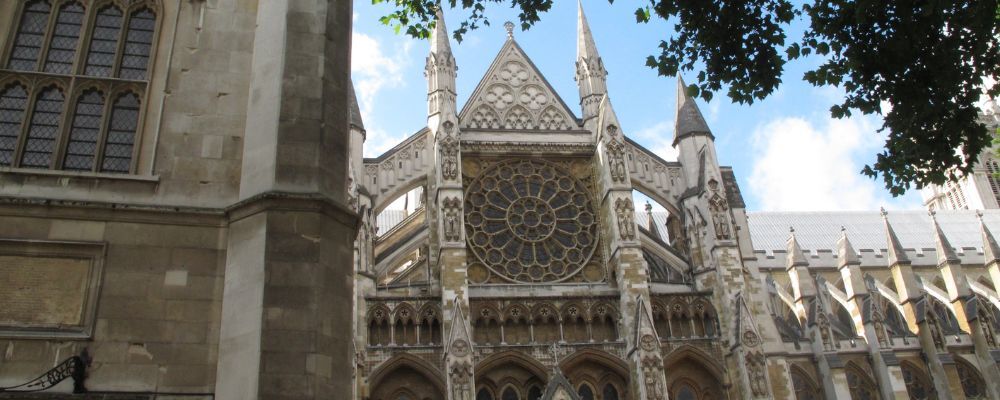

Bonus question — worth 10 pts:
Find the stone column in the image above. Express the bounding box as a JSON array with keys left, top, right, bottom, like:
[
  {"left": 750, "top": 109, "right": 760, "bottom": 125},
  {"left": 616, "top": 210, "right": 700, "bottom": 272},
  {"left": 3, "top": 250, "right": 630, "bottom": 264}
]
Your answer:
[{"left": 214, "top": 1, "right": 357, "bottom": 399}]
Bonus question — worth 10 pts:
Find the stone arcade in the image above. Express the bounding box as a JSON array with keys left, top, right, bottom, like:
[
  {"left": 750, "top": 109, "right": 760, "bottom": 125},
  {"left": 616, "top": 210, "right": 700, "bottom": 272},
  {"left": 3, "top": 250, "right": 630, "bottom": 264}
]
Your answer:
[{"left": 2, "top": 1, "right": 1000, "bottom": 400}]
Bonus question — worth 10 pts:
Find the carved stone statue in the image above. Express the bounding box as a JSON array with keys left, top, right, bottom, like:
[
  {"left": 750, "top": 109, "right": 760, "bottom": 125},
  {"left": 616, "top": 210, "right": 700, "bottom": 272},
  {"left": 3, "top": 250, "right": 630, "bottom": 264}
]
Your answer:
[
  {"left": 615, "top": 198, "right": 635, "bottom": 240},
  {"left": 449, "top": 361, "right": 472, "bottom": 400},
  {"left": 443, "top": 197, "right": 462, "bottom": 242},
  {"left": 440, "top": 135, "right": 460, "bottom": 181},
  {"left": 606, "top": 140, "right": 627, "bottom": 183},
  {"left": 746, "top": 352, "right": 768, "bottom": 396}
]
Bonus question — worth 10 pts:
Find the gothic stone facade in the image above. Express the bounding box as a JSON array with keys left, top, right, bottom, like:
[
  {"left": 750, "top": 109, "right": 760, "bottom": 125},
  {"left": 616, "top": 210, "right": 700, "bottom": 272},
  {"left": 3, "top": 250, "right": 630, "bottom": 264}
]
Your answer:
[{"left": 2, "top": 1, "right": 1000, "bottom": 400}]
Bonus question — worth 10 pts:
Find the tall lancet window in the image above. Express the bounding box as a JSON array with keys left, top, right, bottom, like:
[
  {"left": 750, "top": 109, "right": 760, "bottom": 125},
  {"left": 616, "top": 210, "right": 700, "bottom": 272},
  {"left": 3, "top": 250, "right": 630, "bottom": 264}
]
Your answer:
[
  {"left": 7, "top": 1, "right": 52, "bottom": 71},
  {"left": 43, "top": 2, "right": 85, "bottom": 74},
  {"left": 0, "top": 84, "right": 29, "bottom": 166},
  {"left": 21, "top": 86, "right": 65, "bottom": 168}
]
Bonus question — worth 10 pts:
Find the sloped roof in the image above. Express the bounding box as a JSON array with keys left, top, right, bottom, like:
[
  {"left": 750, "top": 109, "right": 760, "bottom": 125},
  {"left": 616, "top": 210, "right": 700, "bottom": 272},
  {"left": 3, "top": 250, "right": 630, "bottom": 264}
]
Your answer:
[{"left": 747, "top": 209, "right": 1000, "bottom": 255}]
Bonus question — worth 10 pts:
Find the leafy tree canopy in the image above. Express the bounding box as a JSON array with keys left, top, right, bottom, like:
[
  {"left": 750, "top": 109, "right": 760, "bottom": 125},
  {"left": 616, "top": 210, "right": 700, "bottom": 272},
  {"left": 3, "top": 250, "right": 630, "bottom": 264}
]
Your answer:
[{"left": 373, "top": 0, "right": 1000, "bottom": 195}]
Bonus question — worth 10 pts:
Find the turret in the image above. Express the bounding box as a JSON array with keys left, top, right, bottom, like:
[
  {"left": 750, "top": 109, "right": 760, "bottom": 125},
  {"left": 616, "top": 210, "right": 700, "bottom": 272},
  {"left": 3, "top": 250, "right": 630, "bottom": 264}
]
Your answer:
[
  {"left": 575, "top": 1, "right": 607, "bottom": 125},
  {"left": 426, "top": 7, "right": 457, "bottom": 122}
]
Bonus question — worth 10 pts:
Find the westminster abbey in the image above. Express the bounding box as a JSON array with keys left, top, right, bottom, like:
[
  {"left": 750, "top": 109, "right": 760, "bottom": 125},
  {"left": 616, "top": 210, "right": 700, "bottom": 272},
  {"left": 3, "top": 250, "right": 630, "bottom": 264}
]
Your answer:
[{"left": 1, "top": 1, "right": 1000, "bottom": 400}]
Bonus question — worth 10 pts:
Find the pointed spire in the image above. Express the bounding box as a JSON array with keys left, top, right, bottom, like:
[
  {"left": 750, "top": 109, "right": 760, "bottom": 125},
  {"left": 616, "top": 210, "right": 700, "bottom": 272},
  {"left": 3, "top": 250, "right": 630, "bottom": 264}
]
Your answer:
[
  {"left": 837, "top": 227, "right": 860, "bottom": 267},
  {"left": 645, "top": 202, "right": 662, "bottom": 240},
  {"left": 576, "top": 1, "right": 607, "bottom": 124},
  {"left": 673, "top": 76, "right": 713, "bottom": 146},
  {"left": 787, "top": 227, "right": 809, "bottom": 268},
  {"left": 430, "top": 7, "right": 451, "bottom": 56},
  {"left": 881, "top": 208, "right": 910, "bottom": 265},
  {"left": 348, "top": 79, "right": 364, "bottom": 131},
  {"left": 980, "top": 211, "right": 1000, "bottom": 266},
  {"left": 929, "top": 211, "right": 960, "bottom": 264},
  {"left": 576, "top": 0, "right": 600, "bottom": 62}
]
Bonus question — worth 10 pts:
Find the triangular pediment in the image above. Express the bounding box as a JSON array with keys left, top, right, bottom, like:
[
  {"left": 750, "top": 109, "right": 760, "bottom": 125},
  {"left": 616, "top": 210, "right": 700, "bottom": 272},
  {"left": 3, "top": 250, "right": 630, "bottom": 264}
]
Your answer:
[{"left": 460, "top": 40, "right": 579, "bottom": 131}]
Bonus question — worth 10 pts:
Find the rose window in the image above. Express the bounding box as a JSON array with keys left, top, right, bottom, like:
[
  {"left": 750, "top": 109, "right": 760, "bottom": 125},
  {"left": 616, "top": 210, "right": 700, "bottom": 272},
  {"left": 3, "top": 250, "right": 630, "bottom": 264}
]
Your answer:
[{"left": 465, "top": 159, "right": 598, "bottom": 283}]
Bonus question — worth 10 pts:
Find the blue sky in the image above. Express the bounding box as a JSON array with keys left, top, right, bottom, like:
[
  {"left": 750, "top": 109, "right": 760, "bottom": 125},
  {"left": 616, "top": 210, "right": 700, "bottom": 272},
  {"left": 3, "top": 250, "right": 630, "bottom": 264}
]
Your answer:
[{"left": 351, "top": 0, "right": 924, "bottom": 212}]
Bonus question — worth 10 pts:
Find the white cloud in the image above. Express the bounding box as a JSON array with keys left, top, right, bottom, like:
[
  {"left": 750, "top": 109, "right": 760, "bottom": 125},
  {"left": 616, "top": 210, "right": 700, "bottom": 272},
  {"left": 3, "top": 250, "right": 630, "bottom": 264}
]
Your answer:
[
  {"left": 748, "top": 116, "right": 921, "bottom": 211},
  {"left": 631, "top": 119, "right": 678, "bottom": 161},
  {"left": 351, "top": 32, "right": 415, "bottom": 156}
]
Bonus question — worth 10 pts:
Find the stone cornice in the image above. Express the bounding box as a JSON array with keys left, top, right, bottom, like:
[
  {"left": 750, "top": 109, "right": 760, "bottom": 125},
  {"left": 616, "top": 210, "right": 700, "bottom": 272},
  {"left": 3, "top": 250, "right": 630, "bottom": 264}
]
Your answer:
[
  {"left": 226, "top": 191, "right": 360, "bottom": 229},
  {"left": 461, "top": 140, "right": 595, "bottom": 155},
  {"left": 0, "top": 191, "right": 361, "bottom": 231}
]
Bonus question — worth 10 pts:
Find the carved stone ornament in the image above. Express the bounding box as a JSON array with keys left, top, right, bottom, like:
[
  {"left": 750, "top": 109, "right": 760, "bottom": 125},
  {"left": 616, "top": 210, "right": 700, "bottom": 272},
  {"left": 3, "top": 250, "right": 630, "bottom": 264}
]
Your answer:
[
  {"left": 742, "top": 331, "right": 761, "bottom": 347},
  {"left": 641, "top": 356, "right": 666, "bottom": 400},
  {"left": 606, "top": 139, "right": 627, "bottom": 183},
  {"left": 746, "top": 352, "right": 769, "bottom": 396},
  {"left": 615, "top": 198, "right": 636, "bottom": 241},
  {"left": 640, "top": 334, "right": 658, "bottom": 352},
  {"left": 449, "top": 361, "right": 473, "bottom": 400},
  {"left": 439, "top": 122, "right": 460, "bottom": 181},
  {"left": 451, "top": 338, "right": 470, "bottom": 357},
  {"left": 817, "top": 312, "right": 833, "bottom": 351},
  {"left": 443, "top": 197, "right": 463, "bottom": 242}
]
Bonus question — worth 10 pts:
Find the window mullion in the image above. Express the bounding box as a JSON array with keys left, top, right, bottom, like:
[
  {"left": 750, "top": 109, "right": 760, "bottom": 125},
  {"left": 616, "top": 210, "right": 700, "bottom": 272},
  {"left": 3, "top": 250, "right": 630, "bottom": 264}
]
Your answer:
[
  {"left": 68, "top": 1, "right": 93, "bottom": 76},
  {"left": 11, "top": 84, "right": 42, "bottom": 168},
  {"left": 92, "top": 88, "right": 115, "bottom": 172},
  {"left": 35, "top": 0, "right": 62, "bottom": 72},
  {"left": 126, "top": 85, "right": 145, "bottom": 173},
  {"left": 110, "top": 9, "right": 131, "bottom": 79},
  {"left": 51, "top": 76, "right": 76, "bottom": 170}
]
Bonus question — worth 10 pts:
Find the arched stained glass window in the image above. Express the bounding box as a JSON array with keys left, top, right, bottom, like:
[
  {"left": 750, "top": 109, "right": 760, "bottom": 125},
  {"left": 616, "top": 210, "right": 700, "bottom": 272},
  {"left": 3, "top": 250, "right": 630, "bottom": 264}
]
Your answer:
[
  {"left": 84, "top": 6, "right": 123, "bottom": 77},
  {"left": 901, "top": 362, "right": 934, "bottom": 400},
  {"left": 956, "top": 359, "right": 987, "bottom": 400},
  {"left": 0, "top": 84, "right": 29, "bottom": 166},
  {"left": 578, "top": 384, "right": 594, "bottom": 400},
  {"left": 63, "top": 90, "right": 104, "bottom": 170},
  {"left": 43, "top": 2, "right": 84, "bottom": 74},
  {"left": 791, "top": 368, "right": 821, "bottom": 400},
  {"left": 501, "top": 387, "right": 519, "bottom": 400},
  {"left": 21, "top": 86, "right": 64, "bottom": 168},
  {"left": 675, "top": 384, "right": 697, "bottom": 400},
  {"left": 8, "top": 1, "right": 52, "bottom": 71},
  {"left": 119, "top": 8, "right": 156, "bottom": 80},
  {"left": 603, "top": 383, "right": 620, "bottom": 400},
  {"left": 100, "top": 92, "right": 139, "bottom": 172},
  {"left": 476, "top": 388, "right": 494, "bottom": 400},
  {"left": 846, "top": 364, "right": 879, "bottom": 400}
]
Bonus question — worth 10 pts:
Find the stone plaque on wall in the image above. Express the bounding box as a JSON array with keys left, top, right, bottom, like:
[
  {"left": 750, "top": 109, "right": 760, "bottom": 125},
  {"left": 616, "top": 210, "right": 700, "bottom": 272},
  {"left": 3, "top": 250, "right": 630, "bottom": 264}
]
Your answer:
[{"left": 0, "top": 240, "right": 105, "bottom": 339}]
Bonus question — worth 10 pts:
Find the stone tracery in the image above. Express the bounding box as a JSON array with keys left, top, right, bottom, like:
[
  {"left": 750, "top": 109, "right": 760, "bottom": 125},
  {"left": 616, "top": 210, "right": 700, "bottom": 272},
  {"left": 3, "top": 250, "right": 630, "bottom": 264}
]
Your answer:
[{"left": 464, "top": 159, "right": 598, "bottom": 283}]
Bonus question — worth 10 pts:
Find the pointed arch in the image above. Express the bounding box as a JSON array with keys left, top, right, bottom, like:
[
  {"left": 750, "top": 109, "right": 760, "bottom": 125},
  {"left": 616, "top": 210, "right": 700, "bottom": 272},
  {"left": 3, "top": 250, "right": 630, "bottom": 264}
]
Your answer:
[
  {"left": 789, "top": 365, "right": 822, "bottom": 400},
  {"left": 473, "top": 303, "right": 502, "bottom": 345},
  {"left": 662, "top": 345, "right": 727, "bottom": 384},
  {"left": 559, "top": 348, "right": 630, "bottom": 387},
  {"left": 369, "top": 353, "right": 447, "bottom": 400},
  {"left": 845, "top": 361, "right": 879, "bottom": 400},
  {"left": 476, "top": 350, "right": 550, "bottom": 381},
  {"left": 476, "top": 350, "right": 548, "bottom": 399},
  {"left": 501, "top": 303, "right": 531, "bottom": 344},
  {"left": 900, "top": 360, "right": 934, "bottom": 400},
  {"left": 955, "top": 357, "right": 987, "bottom": 399},
  {"left": 530, "top": 302, "right": 559, "bottom": 343},
  {"left": 538, "top": 105, "right": 570, "bottom": 130},
  {"left": 589, "top": 301, "right": 618, "bottom": 342},
  {"left": 501, "top": 104, "right": 533, "bottom": 130},
  {"left": 561, "top": 302, "right": 588, "bottom": 342},
  {"left": 84, "top": 3, "right": 124, "bottom": 77}
]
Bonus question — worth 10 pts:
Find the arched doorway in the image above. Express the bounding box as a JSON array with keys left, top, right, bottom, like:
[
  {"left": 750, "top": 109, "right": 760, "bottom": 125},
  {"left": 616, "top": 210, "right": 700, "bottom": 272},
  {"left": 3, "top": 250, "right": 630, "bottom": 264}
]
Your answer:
[
  {"left": 369, "top": 354, "right": 447, "bottom": 400},
  {"left": 475, "top": 351, "right": 548, "bottom": 400},
  {"left": 560, "top": 349, "right": 630, "bottom": 400},
  {"left": 662, "top": 346, "right": 726, "bottom": 400}
]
